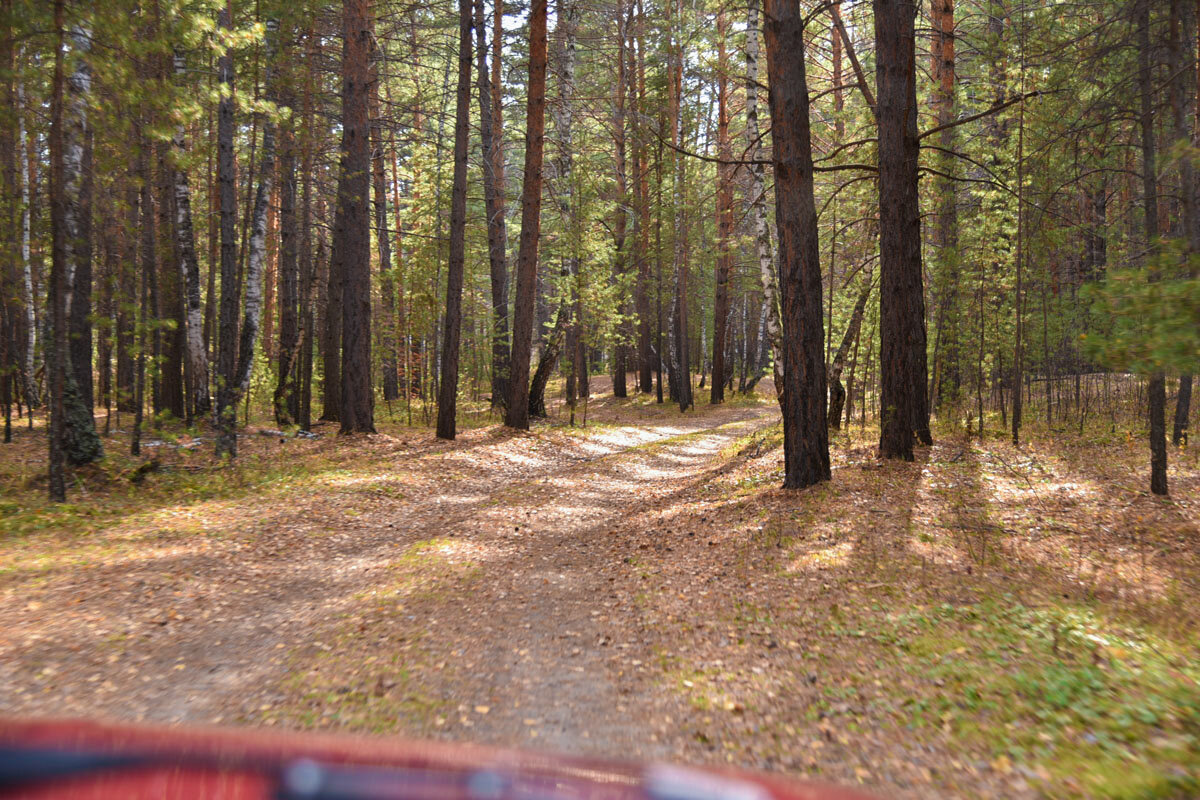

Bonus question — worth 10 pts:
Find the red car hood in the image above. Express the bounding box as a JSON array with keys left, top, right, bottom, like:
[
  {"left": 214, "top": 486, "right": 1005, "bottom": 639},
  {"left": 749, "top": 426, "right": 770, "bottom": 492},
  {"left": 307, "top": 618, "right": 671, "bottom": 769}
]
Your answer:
[{"left": 0, "top": 718, "right": 877, "bottom": 800}]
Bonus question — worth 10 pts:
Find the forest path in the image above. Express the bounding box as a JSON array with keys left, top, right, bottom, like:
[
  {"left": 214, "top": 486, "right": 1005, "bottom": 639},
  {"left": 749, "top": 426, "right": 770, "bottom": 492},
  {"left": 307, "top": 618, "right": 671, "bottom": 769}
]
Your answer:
[
  {"left": 0, "top": 396, "right": 776, "bottom": 760},
  {"left": 369, "top": 404, "right": 778, "bottom": 757}
]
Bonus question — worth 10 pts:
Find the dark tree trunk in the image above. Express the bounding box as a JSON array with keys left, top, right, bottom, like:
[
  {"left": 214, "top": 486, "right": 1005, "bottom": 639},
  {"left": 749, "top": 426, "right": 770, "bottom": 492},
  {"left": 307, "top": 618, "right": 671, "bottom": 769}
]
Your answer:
[
  {"left": 214, "top": 7, "right": 240, "bottom": 453},
  {"left": 1, "top": 0, "right": 16, "bottom": 445},
  {"left": 505, "top": 0, "right": 548, "bottom": 429},
  {"left": 476, "top": 0, "right": 510, "bottom": 410},
  {"left": 764, "top": 0, "right": 830, "bottom": 489},
  {"left": 668, "top": 0, "right": 691, "bottom": 413},
  {"left": 321, "top": 202, "right": 342, "bottom": 422},
  {"left": 338, "top": 0, "right": 375, "bottom": 434},
  {"left": 1138, "top": 0, "right": 1167, "bottom": 494},
  {"left": 828, "top": 281, "right": 871, "bottom": 430},
  {"left": 116, "top": 165, "right": 137, "bottom": 414},
  {"left": 437, "top": 0, "right": 472, "bottom": 440},
  {"left": 875, "top": 0, "right": 928, "bottom": 459},
  {"left": 633, "top": 0, "right": 653, "bottom": 394},
  {"left": 274, "top": 114, "right": 299, "bottom": 426},
  {"left": 1170, "top": 0, "right": 1195, "bottom": 447},
  {"left": 370, "top": 49, "right": 398, "bottom": 405},
  {"left": 611, "top": 0, "right": 630, "bottom": 399},
  {"left": 1175, "top": 376, "right": 1192, "bottom": 446},
  {"left": 156, "top": 127, "right": 185, "bottom": 421},
  {"left": 529, "top": 303, "right": 566, "bottom": 418},
  {"left": 48, "top": 0, "right": 68, "bottom": 500},
  {"left": 710, "top": 11, "right": 732, "bottom": 405}
]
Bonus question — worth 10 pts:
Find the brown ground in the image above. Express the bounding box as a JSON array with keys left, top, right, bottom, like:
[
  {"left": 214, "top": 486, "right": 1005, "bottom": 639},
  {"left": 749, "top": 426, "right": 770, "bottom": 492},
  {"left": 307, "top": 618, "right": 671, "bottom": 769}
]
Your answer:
[{"left": 2, "top": 385, "right": 1198, "bottom": 799}]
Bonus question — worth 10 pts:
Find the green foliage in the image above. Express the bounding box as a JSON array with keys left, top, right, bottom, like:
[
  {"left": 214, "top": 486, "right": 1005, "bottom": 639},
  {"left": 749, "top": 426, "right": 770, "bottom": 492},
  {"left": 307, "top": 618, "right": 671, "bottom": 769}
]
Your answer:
[{"left": 1082, "top": 258, "right": 1200, "bottom": 376}]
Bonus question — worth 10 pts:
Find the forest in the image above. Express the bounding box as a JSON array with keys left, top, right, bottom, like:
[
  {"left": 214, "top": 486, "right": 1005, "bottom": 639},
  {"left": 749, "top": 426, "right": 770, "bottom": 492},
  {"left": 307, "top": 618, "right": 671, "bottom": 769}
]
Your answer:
[{"left": 0, "top": 0, "right": 1199, "bottom": 796}]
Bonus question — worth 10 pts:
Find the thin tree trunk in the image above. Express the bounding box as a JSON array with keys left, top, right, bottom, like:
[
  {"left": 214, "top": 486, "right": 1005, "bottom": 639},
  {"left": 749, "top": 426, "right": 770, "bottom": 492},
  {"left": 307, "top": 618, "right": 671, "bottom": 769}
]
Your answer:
[
  {"left": 15, "top": 63, "right": 36, "bottom": 412},
  {"left": 437, "top": 0, "right": 473, "bottom": 440},
  {"left": 554, "top": 0, "right": 581, "bottom": 417},
  {"left": 745, "top": 0, "right": 782, "bottom": 398},
  {"left": 634, "top": 0, "right": 653, "bottom": 394},
  {"left": 475, "top": 0, "right": 510, "bottom": 410},
  {"left": 612, "top": 0, "right": 630, "bottom": 399},
  {"left": 1170, "top": 0, "right": 1195, "bottom": 446},
  {"left": 218, "top": 18, "right": 280, "bottom": 454},
  {"left": 828, "top": 280, "right": 871, "bottom": 429},
  {"left": 370, "top": 45, "right": 398, "bottom": 405},
  {"left": 529, "top": 300, "right": 566, "bottom": 418},
  {"left": 297, "top": 26, "right": 318, "bottom": 429},
  {"left": 274, "top": 111, "right": 299, "bottom": 426},
  {"left": 505, "top": 0, "right": 549, "bottom": 429},
  {"left": 930, "top": 0, "right": 959, "bottom": 411},
  {"left": 710, "top": 10, "right": 732, "bottom": 405},
  {"left": 68, "top": 123, "right": 92, "bottom": 413},
  {"left": 1138, "top": 0, "right": 1167, "bottom": 493},
  {"left": 214, "top": 6, "right": 240, "bottom": 453},
  {"left": 173, "top": 51, "right": 210, "bottom": 423}
]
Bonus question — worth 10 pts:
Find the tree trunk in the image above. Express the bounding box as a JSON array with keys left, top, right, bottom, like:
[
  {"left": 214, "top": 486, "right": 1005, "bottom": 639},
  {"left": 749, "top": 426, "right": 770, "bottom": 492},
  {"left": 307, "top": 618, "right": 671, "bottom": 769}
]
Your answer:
[
  {"left": 437, "top": 0, "right": 473, "bottom": 440},
  {"left": 612, "top": 0, "right": 630, "bottom": 399},
  {"left": 875, "top": 0, "right": 928, "bottom": 459},
  {"left": 338, "top": 0, "right": 375, "bottom": 434},
  {"left": 710, "top": 11, "right": 732, "bottom": 405},
  {"left": 828, "top": 280, "right": 871, "bottom": 430},
  {"left": 1170, "top": 0, "right": 1195, "bottom": 446},
  {"left": 930, "top": 0, "right": 959, "bottom": 411},
  {"left": 0, "top": 0, "right": 14, "bottom": 443},
  {"left": 668, "top": 0, "right": 691, "bottom": 412},
  {"left": 69, "top": 127, "right": 92, "bottom": 413},
  {"left": 745, "top": 0, "right": 782, "bottom": 399},
  {"left": 764, "top": 0, "right": 830, "bottom": 489},
  {"left": 214, "top": 7, "right": 240, "bottom": 453},
  {"left": 217, "top": 18, "right": 281, "bottom": 455},
  {"left": 1175, "top": 376, "right": 1192, "bottom": 445},
  {"left": 1138, "top": 0, "right": 1168, "bottom": 494},
  {"left": 553, "top": 0, "right": 581, "bottom": 417},
  {"left": 59, "top": 16, "right": 101, "bottom": 468},
  {"left": 370, "top": 45, "right": 398, "bottom": 406},
  {"left": 634, "top": 0, "right": 653, "bottom": 394},
  {"left": 48, "top": 1, "right": 68, "bottom": 498},
  {"left": 529, "top": 301, "right": 566, "bottom": 418},
  {"left": 274, "top": 112, "right": 299, "bottom": 426},
  {"left": 476, "top": 0, "right": 510, "bottom": 410},
  {"left": 173, "top": 50, "right": 210, "bottom": 423},
  {"left": 505, "top": 0, "right": 548, "bottom": 429}
]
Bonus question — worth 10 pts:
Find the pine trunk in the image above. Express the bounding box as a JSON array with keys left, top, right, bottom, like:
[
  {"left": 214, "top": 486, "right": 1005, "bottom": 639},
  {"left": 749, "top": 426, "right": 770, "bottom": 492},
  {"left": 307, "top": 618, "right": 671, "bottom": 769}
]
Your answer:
[
  {"left": 214, "top": 7, "right": 240, "bottom": 454},
  {"left": 436, "top": 0, "right": 473, "bottom": 440},
  {"left": 476, "top": 0, "right": 510, "bottom": 410},
  {"left": 505, "top": 0, "right": 548, "bottom": 429},
  {"left": 338, "top": 0, "right": 375, "bottom": 434},
  {"left": 875, "top": 0, "right": 928, "bottom": 459},
  {"left": 710, "top": 11, "right": 732, "bottom": 405},
  {"left": 763, "top": 0, "right": 829, "bottom": 489}
]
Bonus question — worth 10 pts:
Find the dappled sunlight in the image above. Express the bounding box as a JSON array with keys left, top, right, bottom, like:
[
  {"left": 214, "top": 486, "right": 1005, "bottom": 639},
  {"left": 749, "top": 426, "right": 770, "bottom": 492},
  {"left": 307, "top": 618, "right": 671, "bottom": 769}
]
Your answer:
[
  {"left": 973, "top": 439, "right": 1200, "bottom": 619},
  {"left": 787, "top": 540, "right": 853, "bottom": 571}
]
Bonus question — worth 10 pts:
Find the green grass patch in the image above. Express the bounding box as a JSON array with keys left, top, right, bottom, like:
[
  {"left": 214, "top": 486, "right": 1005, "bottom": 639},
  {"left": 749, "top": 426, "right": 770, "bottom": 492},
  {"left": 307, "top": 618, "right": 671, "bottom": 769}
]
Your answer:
[{"left": 869, "top": 595, "right": 1200, "bottom": 798}]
